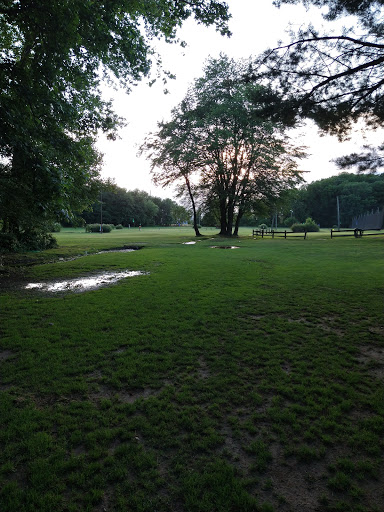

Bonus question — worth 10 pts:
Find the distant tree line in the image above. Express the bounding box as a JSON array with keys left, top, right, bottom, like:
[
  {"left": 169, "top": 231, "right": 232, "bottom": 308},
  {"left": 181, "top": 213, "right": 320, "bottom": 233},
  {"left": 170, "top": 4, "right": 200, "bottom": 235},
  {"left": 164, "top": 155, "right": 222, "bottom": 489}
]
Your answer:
[
  {"left": 78, "top": 184, "right": 190, "bottom": 227},
  {"left": 278, "top": 173, "right": 384, "bottom": 228}
]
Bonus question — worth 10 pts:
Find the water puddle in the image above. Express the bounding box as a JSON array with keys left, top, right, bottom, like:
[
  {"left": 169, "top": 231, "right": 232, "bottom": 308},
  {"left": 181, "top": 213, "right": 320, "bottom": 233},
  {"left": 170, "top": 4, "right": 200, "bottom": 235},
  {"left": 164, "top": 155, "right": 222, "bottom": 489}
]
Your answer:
[
  {"left": 25, "top": 270, "right": 148, "bottom": 293},
  {"left": 97, "top": 246, "right": 141, "bottom": 254},
  {"left": 56, "top": 246, "right": 141, "bottom": 263},
  {"left": 210, "top": 246, "right": 240, "bottom": 249}
]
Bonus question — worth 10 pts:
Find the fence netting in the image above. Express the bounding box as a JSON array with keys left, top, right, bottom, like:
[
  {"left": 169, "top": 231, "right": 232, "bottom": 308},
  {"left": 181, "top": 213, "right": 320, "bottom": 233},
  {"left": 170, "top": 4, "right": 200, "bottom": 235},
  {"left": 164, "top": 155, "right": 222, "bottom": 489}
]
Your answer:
[{"left": 351, "top": 208, "right": 384, "bottom": 230}]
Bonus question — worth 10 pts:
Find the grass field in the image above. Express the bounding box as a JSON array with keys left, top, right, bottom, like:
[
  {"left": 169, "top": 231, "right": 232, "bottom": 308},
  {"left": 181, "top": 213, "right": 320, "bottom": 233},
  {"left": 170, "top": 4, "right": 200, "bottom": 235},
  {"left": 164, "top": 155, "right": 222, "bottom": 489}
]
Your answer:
[{"left": 1, "top": 227, "right": 383, "bottom": 511}]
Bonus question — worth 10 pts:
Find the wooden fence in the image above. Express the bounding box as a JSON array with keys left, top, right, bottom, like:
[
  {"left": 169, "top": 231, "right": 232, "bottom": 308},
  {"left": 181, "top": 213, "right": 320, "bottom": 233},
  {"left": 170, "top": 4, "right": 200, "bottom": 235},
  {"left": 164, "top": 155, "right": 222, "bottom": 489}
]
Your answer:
[
  {"left": 252, "top": 229, "right": 307, "bottom": 239},
  {"left": 331, "top": 228, "right": 384, "bottom": 238}
]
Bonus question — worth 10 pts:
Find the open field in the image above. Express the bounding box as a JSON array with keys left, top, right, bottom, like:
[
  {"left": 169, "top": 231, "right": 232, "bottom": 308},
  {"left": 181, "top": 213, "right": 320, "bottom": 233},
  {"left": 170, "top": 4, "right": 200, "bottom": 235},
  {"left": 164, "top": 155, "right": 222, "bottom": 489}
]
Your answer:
[{"left": 1, "top": 227, "right": 383, "bottom": 511}]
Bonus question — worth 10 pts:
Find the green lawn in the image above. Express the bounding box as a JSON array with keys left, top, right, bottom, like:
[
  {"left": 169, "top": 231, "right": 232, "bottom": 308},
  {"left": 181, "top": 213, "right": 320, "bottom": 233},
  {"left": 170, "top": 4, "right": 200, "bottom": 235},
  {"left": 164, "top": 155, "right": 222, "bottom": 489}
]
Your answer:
[{"left": 1, "top": 227, "right": 383, "bottom": 511}]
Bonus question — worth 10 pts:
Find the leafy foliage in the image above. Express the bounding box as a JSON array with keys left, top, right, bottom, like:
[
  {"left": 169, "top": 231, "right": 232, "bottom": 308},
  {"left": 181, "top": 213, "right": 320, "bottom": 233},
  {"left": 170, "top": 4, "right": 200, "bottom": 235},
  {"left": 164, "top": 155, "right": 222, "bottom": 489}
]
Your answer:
[
  {"left": 142, "top": 55, "right": 305, "bottom": 237},
  {"left": 81, "top": 185, "right": 189, "bottom": 227},
  {"left": 85, "top": 224, "right": 114, "bottom": 233},
  {"left": 289, "top": 172, "right": 384, "bottom": 227},
  {"left": 291, "top": 218, "right": 320, "bottom": 232},
  {"left": 0, "top": 0, "right": 230, "bottom": 250},
  {"left": 335, "top": 143, "right": 384, "bottom": 173},
  {"left": 257, "top": 0, "right": 384, "bottom": 136}
]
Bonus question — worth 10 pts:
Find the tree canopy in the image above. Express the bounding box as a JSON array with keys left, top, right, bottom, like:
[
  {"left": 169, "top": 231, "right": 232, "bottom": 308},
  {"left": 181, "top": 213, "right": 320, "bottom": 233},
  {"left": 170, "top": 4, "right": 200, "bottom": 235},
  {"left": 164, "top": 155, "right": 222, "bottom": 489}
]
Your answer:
[
  {"left": 287, "top": 172, "right": 384, "bottom": 227},
  {"left": 256, "top": 0, "right": 384, "bottom": 138},
  {"left": 142, "top": 55, "right": 305, "bottom": 236},
  {"left": 81, "top": 184, "right": 189, "bottom": 227},
  {"left": 0, "top": 0, "right": 230, "bottom": 251}
]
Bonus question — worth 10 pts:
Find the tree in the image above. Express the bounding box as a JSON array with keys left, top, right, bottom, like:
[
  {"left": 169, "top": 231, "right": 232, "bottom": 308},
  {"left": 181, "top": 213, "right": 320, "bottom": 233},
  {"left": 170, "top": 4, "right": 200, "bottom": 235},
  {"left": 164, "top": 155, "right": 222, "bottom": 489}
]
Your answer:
[
  {"left": 140, "top": 108, "right": 204, "bottom": 236},
  {"left": 334, "top": 144, "right": 384, "bottom": 173},
  {"left": 151, "top": 197, "right": 190, "bottom": 226},
  {"left": 256, "top": 0, "right": 384, "bottom": 138},
  {"left": 286, "top": 172, "right": 384, "bottom": 227},
  {"left": 0, "top": 0, "right": 230, "bottom": 250},
  {"left": 142, "top": 55, "right": 305, "bottom": 237}
]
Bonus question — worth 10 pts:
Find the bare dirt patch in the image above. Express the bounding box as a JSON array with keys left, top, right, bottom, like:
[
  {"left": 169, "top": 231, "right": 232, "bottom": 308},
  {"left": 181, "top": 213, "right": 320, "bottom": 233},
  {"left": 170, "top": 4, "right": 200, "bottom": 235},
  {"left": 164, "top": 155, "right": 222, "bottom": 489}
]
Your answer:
[
  {"left": 0, "top": 349, "right": 16, "bottom": 361},
  {"left": 356, "top": 345, "right": 384, "bottom": 379},
  {"left": 88, "top": 384, "right": 164, "bottom": 404},
  {"left": 197, "top": 356, "right": 211, "bottom": 379}
]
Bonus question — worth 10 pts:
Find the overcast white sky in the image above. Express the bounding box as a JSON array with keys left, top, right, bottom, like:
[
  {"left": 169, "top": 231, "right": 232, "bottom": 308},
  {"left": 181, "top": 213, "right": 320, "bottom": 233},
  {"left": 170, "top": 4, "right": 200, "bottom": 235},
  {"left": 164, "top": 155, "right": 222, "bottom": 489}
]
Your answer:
[{"left": 96, "top": 0, "right": 383, "bottom": 199}]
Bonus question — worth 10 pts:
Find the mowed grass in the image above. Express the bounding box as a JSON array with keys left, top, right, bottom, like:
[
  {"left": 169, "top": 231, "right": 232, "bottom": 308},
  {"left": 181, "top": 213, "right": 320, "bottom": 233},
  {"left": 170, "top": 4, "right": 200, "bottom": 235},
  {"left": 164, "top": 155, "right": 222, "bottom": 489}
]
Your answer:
[{"left": 0, "top": 227, "right": 383, "bottom": 511}]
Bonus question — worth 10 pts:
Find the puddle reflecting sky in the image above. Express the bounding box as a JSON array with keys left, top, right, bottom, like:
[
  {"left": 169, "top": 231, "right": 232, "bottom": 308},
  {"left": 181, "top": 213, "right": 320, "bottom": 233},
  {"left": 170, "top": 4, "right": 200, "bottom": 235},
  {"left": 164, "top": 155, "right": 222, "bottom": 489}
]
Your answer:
[
  {"left": 210, "top": 246, "right": 240, "bottom": 249},
  {"left": 97, "top": 249, "right": 136, "bottom": 254},
  {"left": 25, "top": 270, "right": 147, "bottom": 293}
]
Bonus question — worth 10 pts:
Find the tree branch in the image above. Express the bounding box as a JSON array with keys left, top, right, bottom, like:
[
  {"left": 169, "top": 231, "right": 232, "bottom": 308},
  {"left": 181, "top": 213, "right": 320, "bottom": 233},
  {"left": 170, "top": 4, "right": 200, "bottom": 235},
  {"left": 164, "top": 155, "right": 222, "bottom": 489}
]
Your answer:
[{"left": 269, "top": 34, "right": 384, "bottom": 52}]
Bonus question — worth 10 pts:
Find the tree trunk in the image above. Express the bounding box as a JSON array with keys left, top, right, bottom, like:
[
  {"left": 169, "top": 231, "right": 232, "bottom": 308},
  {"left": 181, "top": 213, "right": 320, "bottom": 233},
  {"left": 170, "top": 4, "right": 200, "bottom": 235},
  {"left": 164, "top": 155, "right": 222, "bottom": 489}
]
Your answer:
[
  {"left": 226, "top": 200, "right": 235, "bottom": 236},
  {"left": 233, "top": 209, "right": 244, "bottom": 236},
  {"left": 218, "top": 198, "right": 227, "bottom": 235},
  {"left": 185, "top": 177, "right": 201, "bottom": 236}
]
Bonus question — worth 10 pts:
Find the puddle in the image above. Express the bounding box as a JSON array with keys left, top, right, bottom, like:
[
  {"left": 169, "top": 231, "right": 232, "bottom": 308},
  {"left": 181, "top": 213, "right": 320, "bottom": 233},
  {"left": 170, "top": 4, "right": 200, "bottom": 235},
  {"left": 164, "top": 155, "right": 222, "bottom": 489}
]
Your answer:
[
  {"left": 97, "top": 246, "right": 140, "bottom": 254},
  {"left": 56, "top": 246, "right": 141, "bottom": 263},
  {"left": 25, "top": 270, "right": 148, "bottom": 293},
  {"left": 210, "top": 246, "right": 240, "bottom": 249}
]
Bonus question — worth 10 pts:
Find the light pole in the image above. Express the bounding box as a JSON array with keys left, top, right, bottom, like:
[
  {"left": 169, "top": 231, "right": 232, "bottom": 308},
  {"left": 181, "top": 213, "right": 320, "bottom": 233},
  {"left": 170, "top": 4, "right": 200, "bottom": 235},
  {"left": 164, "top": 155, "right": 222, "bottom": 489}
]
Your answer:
[
  {"left": 337, "top": 196, "right": 340, "bottom": 230},
  {"left": 100, "top": 190, "right": 103, "bottom": 232}
]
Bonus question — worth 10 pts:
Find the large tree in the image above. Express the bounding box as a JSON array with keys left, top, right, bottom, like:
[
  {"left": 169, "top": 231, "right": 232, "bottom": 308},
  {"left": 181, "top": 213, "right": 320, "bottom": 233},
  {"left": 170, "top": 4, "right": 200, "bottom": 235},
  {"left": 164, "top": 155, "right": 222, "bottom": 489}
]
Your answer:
[
  {"left": 0, "top": 0, "right": 230, "bottom": 250},
  {"left": 256, "top": 0, "right": 384, "bottom": 139},
  {"left": 140, "top": 105, "right": 204, "bottom": 236},
  {"left": 142, "top": 55, "right": 304, "bottom": 236}
]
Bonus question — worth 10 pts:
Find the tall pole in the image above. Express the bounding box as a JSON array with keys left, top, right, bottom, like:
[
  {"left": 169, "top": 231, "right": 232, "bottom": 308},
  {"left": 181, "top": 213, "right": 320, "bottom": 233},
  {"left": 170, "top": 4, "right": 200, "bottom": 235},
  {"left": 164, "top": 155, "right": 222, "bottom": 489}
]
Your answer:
[
  {"left": 100, "top": 190, "right": 103, "bottom": 233},
  {"left": 337, "top": 196, "right": 340, "bottom": 231}
]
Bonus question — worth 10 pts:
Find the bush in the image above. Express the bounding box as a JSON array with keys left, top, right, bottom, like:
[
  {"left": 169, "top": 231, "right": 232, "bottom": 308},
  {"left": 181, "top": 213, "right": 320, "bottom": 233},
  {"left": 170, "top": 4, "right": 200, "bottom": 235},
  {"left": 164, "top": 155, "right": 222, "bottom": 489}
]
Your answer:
[
  {"left": 19, "top": 230, "right": 58, "bottom": 249},
  {"left": 0, "top": 233, "right": 21, "bottom": 252},
  {"left": 49, "top": 222, "right": 61, "bottom": 232},
  {"left": 0, "top": 226, "right": 58, "bottom": 252},
  {"left": 291, "top": 222, "right": 320, "bottom": 233},
  {"left": 259, "top": 223, "right": 268, "bottom": 230},
  {"left": 282, "top": 216, "right": 298, "bottom": 228},
  {"left": 85, "top": 224, "right": 114, "bottom": 233},
  {"left": 115, "top": 224, "right": 123, "bottom": 229}
]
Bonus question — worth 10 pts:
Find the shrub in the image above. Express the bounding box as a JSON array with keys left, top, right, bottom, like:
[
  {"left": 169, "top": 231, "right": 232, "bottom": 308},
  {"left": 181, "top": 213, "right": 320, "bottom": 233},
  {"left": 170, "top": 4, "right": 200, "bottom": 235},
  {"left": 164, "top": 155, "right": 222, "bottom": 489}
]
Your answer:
[
  {"left": 305, "top": 223, "right": 319, "bottom": 232},
  {"left": 282, "top": 216, "right": 298, "bottom": 227},
  {"left": 19, "top": 230, "right": 58, "bottom": 249},
  {"left": 259, "top": 223, "right": 268, "bottom": 230},
  {"left": 85, "top": 224, "right": 113, "bottom": 233},
  {"left": 115, "top": 224, "right": 123, "bottom": 229},
  {"left": 49, "top": 222, "right": 61, "bottom": 232},
  {"left": 291, "top": 222, "right": 320, "bottom": 233},
  {"left": 0, "top": 233, "right": 21, "bottom": 252},
  {"left": 0, "top": 227, "right": 58, "bottom": 252}
]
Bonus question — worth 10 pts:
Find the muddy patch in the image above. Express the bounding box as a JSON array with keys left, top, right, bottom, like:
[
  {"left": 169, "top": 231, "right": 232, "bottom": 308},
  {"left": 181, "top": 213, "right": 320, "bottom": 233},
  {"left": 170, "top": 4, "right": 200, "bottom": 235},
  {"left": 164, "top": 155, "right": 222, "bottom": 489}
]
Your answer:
[
  {"left": 24, "top": 270, "right": 148, "bottom": 294},
  {"left": 197, "top": 356, "right": 211, "bottom": 379},
  {"left": 356, "top": 345, "right": 384, "bottom": 379},
  {"left": 287, "top": 316, "right": 345, "bottom": 337},
  {"left": 0, "top": 350, "right": 16, "bottom": 362},
  {"left": 89, "top": 384, "right": 163, "bottom": 404}
]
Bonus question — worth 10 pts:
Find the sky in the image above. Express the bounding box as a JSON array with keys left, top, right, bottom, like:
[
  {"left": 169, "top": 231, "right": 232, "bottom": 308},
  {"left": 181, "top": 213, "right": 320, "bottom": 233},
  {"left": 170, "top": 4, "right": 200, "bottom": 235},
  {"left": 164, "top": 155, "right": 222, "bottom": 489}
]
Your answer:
[{"left": 96, "top": 0, "right": 382, "bottom": 199}]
